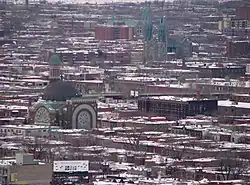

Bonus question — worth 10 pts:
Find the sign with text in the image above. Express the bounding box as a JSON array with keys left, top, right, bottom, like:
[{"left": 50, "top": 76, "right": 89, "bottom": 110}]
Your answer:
[{"left": 53, "top": 160, "right": 89, "bottom": 173}]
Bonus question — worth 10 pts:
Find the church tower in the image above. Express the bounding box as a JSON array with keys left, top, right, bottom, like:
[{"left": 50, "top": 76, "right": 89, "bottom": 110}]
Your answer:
[
  {"left": 157, "top": 16, "right": 167, "bottom": 61},
  {"left": 142, "top": 6, "right": 155, "bottom": 64},
  {"left": 49, "top": 54, "right": 61, "bottom": 82}
]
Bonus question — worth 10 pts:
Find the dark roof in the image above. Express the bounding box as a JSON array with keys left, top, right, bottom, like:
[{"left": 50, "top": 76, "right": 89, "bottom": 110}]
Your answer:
[{"left": 42, "top": 80, "right": 82, "bottom": 101}]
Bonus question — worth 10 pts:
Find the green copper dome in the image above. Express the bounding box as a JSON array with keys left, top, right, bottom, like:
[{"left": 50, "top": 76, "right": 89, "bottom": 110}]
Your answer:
[{"left": 49, "top": 54, "right": 61, "bottom": 66}]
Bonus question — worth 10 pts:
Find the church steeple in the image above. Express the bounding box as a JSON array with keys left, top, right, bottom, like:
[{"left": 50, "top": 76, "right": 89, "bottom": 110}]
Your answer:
[
  {"left": 158, "top": 16, "right": 167, "bottom": 43},
  {"left": 142, "top": 4, "right": 155, "bottom": 63},
  {"left": 157, "top": 16, "right": 167, "bottom": 61},
  {"left": 49, "top": 54, "right": 61, "bottom": 82},
  {"left": 142, "top": 6, "right": 153, "bottom": 41}
]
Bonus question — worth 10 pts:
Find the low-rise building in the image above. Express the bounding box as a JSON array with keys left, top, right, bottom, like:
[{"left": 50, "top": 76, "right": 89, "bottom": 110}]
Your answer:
[
  {"left": 227, "top": 40, "right": 250, "bottom": 58},
  {"left": 218, "top": 100, "right": 250, "bottom": 117},
  {"left": 0, "top": 153, "right": 52, "bottom": 185},
  {"left": 138, "top": 96, "right": 218, "bottom": 120}
]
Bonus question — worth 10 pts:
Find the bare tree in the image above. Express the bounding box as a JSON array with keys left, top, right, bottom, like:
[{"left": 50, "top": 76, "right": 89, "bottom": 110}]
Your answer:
[
  {"left": 218, "top": 151, "right": 249, "bottom": 180},
  {"left": 23, "top": 136, "right": 49, "bottom": 160},
  {"left": 123, "top": 127, "right": 144, "bottom": 152}
]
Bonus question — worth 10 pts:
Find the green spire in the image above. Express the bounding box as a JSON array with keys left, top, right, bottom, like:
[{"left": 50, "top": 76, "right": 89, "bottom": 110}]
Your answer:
[
  {"left": 158, "top": 16, "right": 167, "bottom": 43},
  {"left": 142, "top": 7, "right": 153, "bottom": 41}
]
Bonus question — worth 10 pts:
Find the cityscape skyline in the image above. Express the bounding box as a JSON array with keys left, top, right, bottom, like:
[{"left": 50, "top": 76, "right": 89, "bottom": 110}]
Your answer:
[{"left": 0, "top": 0, "right": 249, "bottom": 184}]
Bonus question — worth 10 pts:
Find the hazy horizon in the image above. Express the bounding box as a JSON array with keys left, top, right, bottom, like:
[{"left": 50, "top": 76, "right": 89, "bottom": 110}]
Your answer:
[{"left": 9, "top": 0, "right": 239, "bottom": 5}]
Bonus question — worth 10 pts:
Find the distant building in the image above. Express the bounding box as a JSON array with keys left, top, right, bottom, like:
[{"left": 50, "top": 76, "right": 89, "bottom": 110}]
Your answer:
[
  {"left": 219, "top": 17, "right": 248, "bottom": 31},
  {"left": 223, "top": 27, "right": 250, "bottom": 37},
  {"left": 107, "top": 19, "right": 142, "bottom": 38},
  {"left": 231, "top": 93, "right": 250, "bottom": 103},
  {"left": 231, "top": 18, "right": 249, "bottom": 28},
  {"left": 227, "top": 40, "right": 250, "bottom": 58},
  {"left": 218, "top": 100, "right": 250, "bottom": 117},
  {"left": 29, "top": 54, "right": 98, "bottom": 130},
  {"left": 52, "top": 49, "right": 131, "bottom": 66},
  {"left": 167, "top": 37, "right": 187, "bottom": 59},
  {"left": 0, "top": 153, "right": 52, "bottom": 185},
  {"left": 138, "top": 96, "right": 218, "bottom": 120},
  {"left": 57, "top": 20, "right": 97, "bottom": 33},
  {"left": 218, "top": 16, "right": 250, "bottom": 37},
  {"left": 196, "top": 79, "right": 250, "bottom": 95},
  {"left": 95, "top": 25, "right": 134, "bottom": 40},
  {"left": 236, "top": 7, "right": 250, "bottom": 21},
  {"left": 187, "top": 63, "right": 246, "bottom": 79},
  {"left": 0, "top": 124, "right": 59, "bottom": 137},
  {"left": 181, "top": 38, "right": 193, "bottom": 58},
  {"left": 218, "top": 16, "right": 231, "bottom": 31}
]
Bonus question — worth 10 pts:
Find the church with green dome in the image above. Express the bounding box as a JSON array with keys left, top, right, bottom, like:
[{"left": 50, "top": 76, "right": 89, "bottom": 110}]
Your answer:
[{"left": 28, "top": 54, "right": 98, "bottom": 130}]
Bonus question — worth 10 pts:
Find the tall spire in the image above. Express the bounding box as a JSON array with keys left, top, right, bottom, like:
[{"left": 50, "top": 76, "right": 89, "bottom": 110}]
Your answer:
[
  {"left": 158, "top": 16, "right": 167, "bottom": 42},
  {"left": 142, "top": 4, "right": 155, "bottom": 63},
  {"left": 142, "top": 5, "right": 153, "bottom": 41},
  {"left": 157, "top": 16, "right": 167, "bottom": 61}
]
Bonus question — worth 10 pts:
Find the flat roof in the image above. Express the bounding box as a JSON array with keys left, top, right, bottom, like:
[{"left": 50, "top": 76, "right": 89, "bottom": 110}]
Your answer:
[
  {"left": 218, "top": 100, "right": 250, "bottom": 109},
  {"left": 141, "top": 96, "right": 213, "bottom": 102}
]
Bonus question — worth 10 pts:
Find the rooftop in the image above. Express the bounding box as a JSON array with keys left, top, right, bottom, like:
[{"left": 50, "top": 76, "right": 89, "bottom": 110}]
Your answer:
[{"left": 218, "top": 100, "right": 250, "bottom": 109}]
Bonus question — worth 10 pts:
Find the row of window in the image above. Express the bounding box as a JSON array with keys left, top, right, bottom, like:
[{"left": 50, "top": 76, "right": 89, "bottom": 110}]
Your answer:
[
  {"left": 0, "top": 129, "right": 22, "bottom": 134},
  {"left": 0, "top": 128, "right": 48, "bottom": 134},
  {"left": 231, "top": 20, "right": 248, "bottom": 28}
]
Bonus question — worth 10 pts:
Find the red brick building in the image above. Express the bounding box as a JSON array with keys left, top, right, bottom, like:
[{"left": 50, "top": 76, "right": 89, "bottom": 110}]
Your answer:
[
  {"left": 236, "top": 7, "right": 250, "bottom": 21},
  {"left": 95, "top": 25, "right": 134, "bottom": 40}
]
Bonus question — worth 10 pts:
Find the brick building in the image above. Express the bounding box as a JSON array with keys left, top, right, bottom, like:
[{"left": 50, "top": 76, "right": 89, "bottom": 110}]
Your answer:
[
  {"left": 223, "top": 27, "right": 250, "bottom": 37},
  {"left": 95, "top": 25, "right": 134, "bottom": 40},
  {"left": 187, "top": 63, "right": 246, "bottom": 79},
  {"left": 230, "top": 93, "right": 250, "bottom": 103},
  {"left": 227, "top": 40, "right": 250, "bottom": 58},
  {"left": 218, "top": 100, "right": 250, "bottom": 117},
  {"left": 138, "top": 96, "right": 218, "bottom": 120},
  {"left": 52, "top": 50, "right": 131, "bottom": 65},
  {"left": 236, "top": 7, "right": 250, "bottom": 21},
  {"left": 57, "top": 20, "right": 97, "bottom": 33}
]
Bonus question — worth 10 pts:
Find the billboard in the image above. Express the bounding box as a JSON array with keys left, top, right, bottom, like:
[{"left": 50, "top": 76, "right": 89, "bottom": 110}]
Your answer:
[{"left": 53, "top": 160, "right": 89, "bottom": 173}]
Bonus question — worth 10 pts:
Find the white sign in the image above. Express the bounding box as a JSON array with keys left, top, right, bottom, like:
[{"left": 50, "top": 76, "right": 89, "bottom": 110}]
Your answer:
[{"left": 53, "top": 160, "right": 89, "bottom": 173}]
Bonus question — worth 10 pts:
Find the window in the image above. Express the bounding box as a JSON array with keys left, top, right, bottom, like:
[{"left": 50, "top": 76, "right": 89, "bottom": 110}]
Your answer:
[
  {"left": 237, "top": 21, "right": 240, "bottom": 27},
  {"left": 242, "top": 21, "right": 246, "bottom": 28}
]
